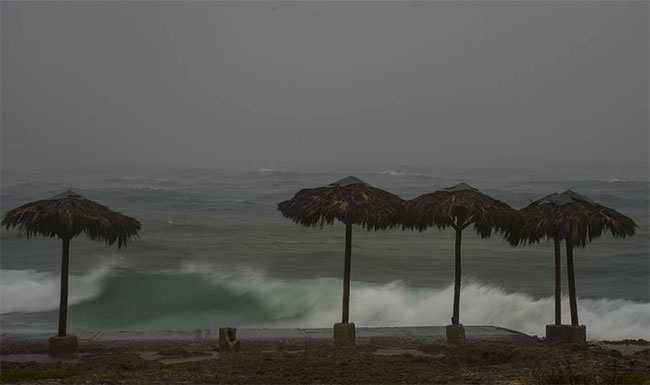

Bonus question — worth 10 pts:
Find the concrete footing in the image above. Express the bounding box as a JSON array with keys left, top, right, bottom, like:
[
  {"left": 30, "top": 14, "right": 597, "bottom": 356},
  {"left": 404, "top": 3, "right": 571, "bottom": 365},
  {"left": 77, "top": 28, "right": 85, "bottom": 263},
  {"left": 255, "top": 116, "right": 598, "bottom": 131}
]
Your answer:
[
  {"left": 48, "top": 335, "right": 79, "bottom": 357},
  {"left": 333, "top": 322, "right": 356, "bottom": 347},
  {"left": 545, "top": 324, "right": 586, "bottom": 344},
  {"left": 219, "top": 327, "right": 241, "bottom": 352},
  {"left": 446, "top": 324, "right": 466, "bottom": 344}
]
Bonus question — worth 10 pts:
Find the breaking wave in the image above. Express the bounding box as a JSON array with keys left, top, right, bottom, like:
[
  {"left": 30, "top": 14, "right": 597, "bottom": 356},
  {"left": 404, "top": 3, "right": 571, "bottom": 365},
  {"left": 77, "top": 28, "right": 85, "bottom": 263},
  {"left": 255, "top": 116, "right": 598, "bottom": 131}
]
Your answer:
[
  {"left": 378, "top": 170, "right": 408, "bottom": 176},
  {"left": 1, "top": 263, "right": 648, "bottom": 341},
  {"left": 0, "top": 260, "right": 119, "bottom": 314}
]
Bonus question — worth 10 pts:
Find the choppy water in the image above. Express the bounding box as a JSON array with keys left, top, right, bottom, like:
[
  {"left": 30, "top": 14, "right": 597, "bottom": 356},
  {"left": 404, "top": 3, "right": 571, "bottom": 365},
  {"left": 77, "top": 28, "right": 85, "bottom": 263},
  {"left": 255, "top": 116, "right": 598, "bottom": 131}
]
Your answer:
[{"left": 1, "top": 167, "right": 648, "bottom": 340}]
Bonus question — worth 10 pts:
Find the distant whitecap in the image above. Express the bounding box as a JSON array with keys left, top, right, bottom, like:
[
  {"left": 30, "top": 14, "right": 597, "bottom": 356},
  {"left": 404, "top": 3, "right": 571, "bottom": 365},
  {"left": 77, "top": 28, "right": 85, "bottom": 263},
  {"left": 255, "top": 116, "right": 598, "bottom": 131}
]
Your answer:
[{"left": 378, "top": 170, "right": 407, "bottom": 176}]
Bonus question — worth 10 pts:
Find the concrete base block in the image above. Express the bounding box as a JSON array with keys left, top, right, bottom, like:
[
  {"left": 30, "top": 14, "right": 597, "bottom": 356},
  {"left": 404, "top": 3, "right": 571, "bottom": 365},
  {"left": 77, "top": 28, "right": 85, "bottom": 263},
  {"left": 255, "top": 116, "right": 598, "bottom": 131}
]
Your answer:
[
  {"left": 333, "top": 322, "right": 356, "bottom": 347},
  {"left": 219, "top": 327, "right": 241, "bottom": 352},
  {"left": 48, "top": 335, "right": 79, "bottom": 357},
  {"left": 546, "top": 325, "right": 586, "bottom": 344},
  {"left": 446, "top": 324, "right": 466, "bottom": 344}
]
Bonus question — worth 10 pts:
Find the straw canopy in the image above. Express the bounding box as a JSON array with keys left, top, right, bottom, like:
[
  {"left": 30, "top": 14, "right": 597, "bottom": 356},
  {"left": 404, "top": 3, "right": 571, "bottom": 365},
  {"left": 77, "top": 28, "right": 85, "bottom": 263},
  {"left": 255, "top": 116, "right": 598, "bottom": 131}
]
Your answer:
[
  {"left": 278, "top": 176, "right": 405, "bottom": 230},
  {"left": 513, "top": 190, "right": 637, "bottom": 248},
  {"left": 404, "top": 182, "right": 520, "bottom": 327},
  {"left": 278, "top": 176, "right": 405, "bottom": 328},
  {"left": 2, "top": 190, "right": 141, "bottom": 338},
  {"left": 2, "top": 190, "right": 140, "bottom": 247},
  {"left": 510, "top": 189, "right": 637, "bottom": 327},
  {"left": 406, "top": 183, "right": 520, "bottom": 237}
]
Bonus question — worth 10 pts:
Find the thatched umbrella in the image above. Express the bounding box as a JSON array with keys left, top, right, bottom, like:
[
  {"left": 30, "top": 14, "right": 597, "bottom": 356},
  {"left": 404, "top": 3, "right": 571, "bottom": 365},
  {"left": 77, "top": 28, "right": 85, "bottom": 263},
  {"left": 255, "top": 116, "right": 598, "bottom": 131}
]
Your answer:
[
  {"left": 405, "top": 183, "right": 520, "bottom": 326},
  {"left": 2, "top": 190, "right": 140, "bottom": 337},
  {"left": 278, "top": 176, "right": 404, "bottom": 324},
  {"left": 510, "top": 190, "right": 636, "bottom": 326}
]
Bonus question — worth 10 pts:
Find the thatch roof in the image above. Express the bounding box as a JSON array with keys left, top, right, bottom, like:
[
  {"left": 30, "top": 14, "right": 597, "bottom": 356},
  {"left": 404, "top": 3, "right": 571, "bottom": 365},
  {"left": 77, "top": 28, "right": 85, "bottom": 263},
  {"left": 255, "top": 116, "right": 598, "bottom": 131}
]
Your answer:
[
  {"left": 405, "top": 183, "right": 521, "bottom": 238},
  {"left": 1, "top": 190, "right": 141, "bottom": 247},
  {"left": 277, "top": 176, "right": 405, "bottom": 230},
  {"left": 511, "top": 190, "right": 637, "bottom": 248}
]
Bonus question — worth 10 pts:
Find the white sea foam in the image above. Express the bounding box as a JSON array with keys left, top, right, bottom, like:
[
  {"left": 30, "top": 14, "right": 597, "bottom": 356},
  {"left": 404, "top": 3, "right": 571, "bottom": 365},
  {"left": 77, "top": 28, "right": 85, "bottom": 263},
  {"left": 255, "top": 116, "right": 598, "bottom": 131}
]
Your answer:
[
  {"left": 0, "top": 260, "right": 119, "bottom": 314},
  {"left": 246, "top": 279, "right": 649, "bottom": 340},
  {"left": 258, "top": 168, "right": 288, "bottom": 173},
  {"left": 2, "top": 263, "right": 648, "bottom": 340},
  {"left": 378, "top": 170, "right": 407, "bottom": 176},
  {"left": 180, "top": 264, "right": 650, "bottom": 340}
]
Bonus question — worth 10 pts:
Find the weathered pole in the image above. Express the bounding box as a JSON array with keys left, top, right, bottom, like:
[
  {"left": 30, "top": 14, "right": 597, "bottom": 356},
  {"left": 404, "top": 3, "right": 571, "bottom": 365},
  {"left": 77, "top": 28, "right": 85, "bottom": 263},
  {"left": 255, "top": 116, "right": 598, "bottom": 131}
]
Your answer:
[
  {"left": 554, "top": 238, "right": 561, "bottom": 325},
  {"left": 342, "top": 224, "right": 352, "bottom": 323},
  {"left": 566, "top": 241, "right": 579, "bottom": 325},
  {"left": 58, "top": 238, "right": 70, "bottom": 336},
  {"left": 451, "top": 214, "right": 464, "bottom": 325}
]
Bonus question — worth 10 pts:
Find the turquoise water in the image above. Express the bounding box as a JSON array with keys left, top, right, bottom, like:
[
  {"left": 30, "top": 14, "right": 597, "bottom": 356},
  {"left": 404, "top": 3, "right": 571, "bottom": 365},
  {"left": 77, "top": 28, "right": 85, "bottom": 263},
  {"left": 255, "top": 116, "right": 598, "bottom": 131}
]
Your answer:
[{"left": 1, "top": 167, "right": 648, "bottom": 340}]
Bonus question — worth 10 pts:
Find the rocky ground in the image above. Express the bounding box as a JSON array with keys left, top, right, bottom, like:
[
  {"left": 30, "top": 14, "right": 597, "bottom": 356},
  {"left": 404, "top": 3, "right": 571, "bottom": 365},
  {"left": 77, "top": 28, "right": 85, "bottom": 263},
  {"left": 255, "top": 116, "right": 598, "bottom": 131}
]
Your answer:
[{"left": 1, "top": 336, "right": 648, "bottom": 384}]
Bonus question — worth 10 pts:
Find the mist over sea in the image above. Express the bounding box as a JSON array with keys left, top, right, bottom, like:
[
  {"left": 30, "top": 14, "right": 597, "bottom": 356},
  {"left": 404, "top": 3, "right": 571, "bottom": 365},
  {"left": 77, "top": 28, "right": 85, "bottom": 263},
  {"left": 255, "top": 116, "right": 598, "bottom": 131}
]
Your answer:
[{"left": 1, "top": 166, "right": 648, "bottom": 341}]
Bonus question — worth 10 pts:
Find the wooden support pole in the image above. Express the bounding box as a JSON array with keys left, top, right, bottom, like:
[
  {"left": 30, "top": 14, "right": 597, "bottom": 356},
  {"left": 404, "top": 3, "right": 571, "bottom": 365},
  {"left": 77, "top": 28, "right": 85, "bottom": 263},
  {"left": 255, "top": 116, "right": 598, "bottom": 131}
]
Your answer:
[
  {"left": 58, "top": 238, "right": 70, "bottom": 337},
  {"left": 342, "top": 224, "right": 352, "bottom": 323},
  {"left": 566, "top": 241, "right": 579, "bottom": 326},
  {"left": 451, "top": 215, "right": 464, "bottom": 325},
  {"left": 554, "top": 238, "right": 562, "bottom": 325}
]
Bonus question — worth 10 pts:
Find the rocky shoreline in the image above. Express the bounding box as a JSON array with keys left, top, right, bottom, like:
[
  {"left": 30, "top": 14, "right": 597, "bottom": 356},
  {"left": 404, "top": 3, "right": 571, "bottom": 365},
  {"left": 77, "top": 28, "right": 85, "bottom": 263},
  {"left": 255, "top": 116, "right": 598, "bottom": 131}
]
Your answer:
[{"left": 1, "top": 334, "right": 648, "bottom": 384}]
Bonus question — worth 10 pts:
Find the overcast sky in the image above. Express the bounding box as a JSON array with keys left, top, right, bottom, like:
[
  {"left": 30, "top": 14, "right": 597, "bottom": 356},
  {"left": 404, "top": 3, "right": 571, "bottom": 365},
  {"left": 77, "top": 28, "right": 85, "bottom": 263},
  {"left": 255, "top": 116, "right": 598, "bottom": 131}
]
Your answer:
[{"left": 1, "top": 1, "right": 648, "bottom": 174}]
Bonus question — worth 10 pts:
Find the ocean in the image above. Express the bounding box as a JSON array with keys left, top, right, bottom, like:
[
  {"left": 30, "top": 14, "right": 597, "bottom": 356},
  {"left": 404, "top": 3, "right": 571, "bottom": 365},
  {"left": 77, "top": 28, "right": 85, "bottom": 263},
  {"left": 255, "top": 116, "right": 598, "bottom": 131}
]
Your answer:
[{"left": 1, "top": 167, "right": 648, "bottom": 341}]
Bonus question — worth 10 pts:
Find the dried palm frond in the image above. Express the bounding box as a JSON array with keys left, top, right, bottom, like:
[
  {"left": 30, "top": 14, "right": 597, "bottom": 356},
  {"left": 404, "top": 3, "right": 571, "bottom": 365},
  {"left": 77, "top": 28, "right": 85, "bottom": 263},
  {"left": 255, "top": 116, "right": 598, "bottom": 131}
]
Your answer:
[
  {"left": 2, "top": 190, "right": 140, "bottom": 247},
  {"left": 511, "top": 190, "right": 636, "bottom": 248},
  {"left": 278, "top": 176, "right": 405, "bottom": 230},
  {"left": 405, "top": 183, "right": 520, "bottom": 238}
]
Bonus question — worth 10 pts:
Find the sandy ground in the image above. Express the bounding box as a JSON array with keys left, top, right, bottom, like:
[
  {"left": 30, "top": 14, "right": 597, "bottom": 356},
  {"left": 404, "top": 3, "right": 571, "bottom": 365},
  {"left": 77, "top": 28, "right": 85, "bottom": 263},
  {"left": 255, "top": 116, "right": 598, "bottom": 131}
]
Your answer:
[{"left": 1, "top": 334, "right": 648, "bottom": 384}]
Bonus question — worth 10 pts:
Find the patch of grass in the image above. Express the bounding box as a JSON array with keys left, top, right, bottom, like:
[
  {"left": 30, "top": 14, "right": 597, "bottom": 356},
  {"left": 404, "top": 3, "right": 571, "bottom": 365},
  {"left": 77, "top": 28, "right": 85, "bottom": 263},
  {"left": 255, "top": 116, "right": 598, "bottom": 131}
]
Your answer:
[
  {"left": 598, "top": 370, "right": 650, "bottom": 385},
  {"left": 535, "top": 366, "right": 650, "bottom": 385},
  {"left": 0, "top": 368, "right": 78, "bottom": 383},
  {"left": 535, "top": 368, "right": 591, "bottom": 385}
]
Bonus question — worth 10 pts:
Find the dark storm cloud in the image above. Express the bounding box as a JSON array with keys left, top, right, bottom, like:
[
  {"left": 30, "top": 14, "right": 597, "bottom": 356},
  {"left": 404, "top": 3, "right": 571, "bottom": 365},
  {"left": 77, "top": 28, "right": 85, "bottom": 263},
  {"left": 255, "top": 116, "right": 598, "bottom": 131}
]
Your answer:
[{"left": 1, "top": 1, "right": 648, "bottom": 173}]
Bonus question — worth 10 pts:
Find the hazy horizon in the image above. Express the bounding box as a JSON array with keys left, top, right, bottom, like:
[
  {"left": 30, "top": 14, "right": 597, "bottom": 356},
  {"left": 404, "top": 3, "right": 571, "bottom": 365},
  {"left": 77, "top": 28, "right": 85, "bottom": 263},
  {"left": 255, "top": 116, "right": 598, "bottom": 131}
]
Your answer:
[{"left": 2, "top": 1, "right": 648, "bottom": 180}]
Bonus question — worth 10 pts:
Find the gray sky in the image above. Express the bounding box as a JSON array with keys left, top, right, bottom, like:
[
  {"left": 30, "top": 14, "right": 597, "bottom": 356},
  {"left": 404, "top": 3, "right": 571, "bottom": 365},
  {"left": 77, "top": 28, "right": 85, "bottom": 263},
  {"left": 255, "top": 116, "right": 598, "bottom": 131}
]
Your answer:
[{"left": 2, "top": 1, "right": 648, "bottom": 174}]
